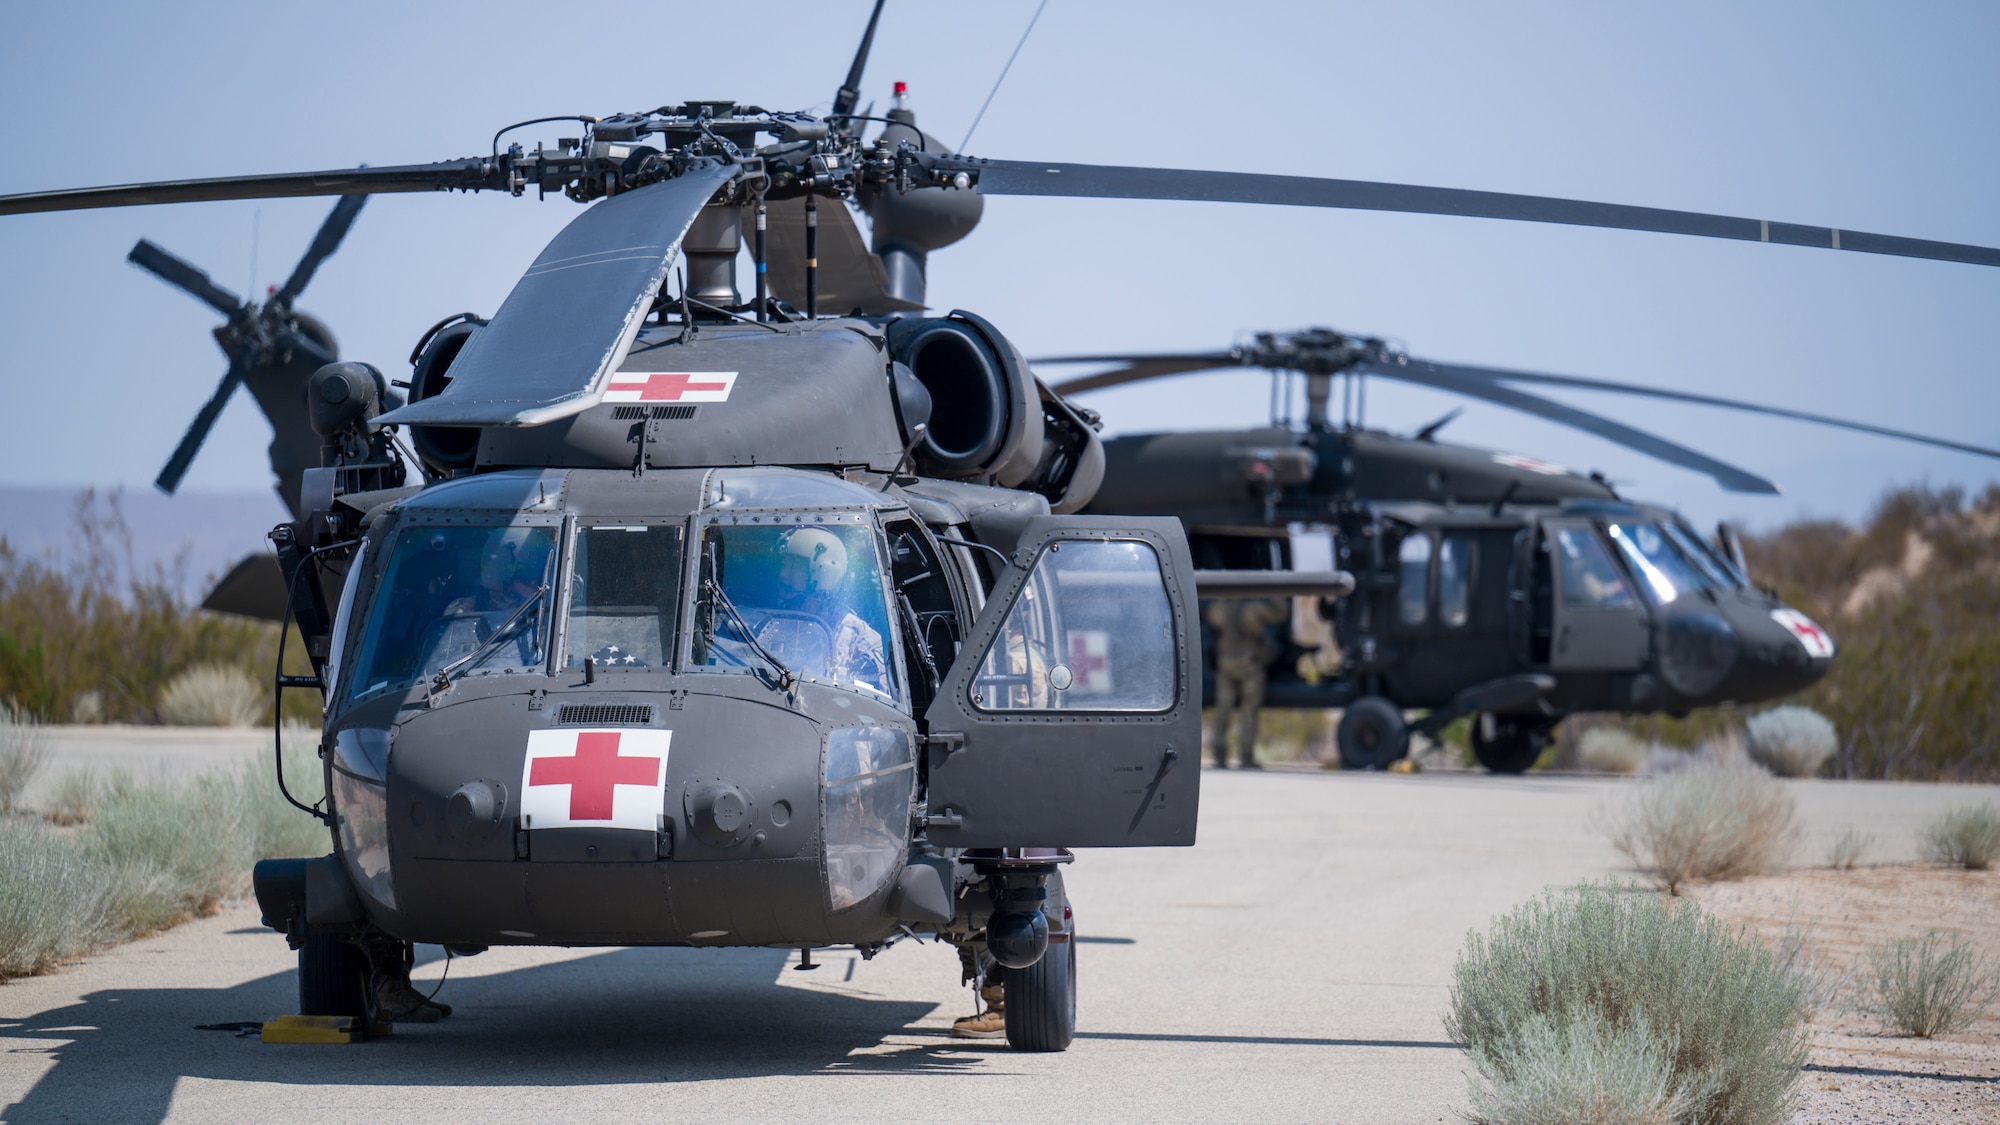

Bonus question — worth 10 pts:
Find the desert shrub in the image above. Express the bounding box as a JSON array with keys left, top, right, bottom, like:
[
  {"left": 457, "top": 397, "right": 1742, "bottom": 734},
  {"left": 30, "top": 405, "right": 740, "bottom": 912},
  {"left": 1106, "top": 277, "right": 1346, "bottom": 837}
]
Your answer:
[
  {"left": 1578, "top": 727, "right": 1649, "bottom": 774},
  {"left": 87, "top": 772, "right": 254, "bottom": 920},
  {"left": 1607, "top": 760, "right": 1800, "bottom": 893},
  {"left": 0, "top": 820, "right": 115, "bottom": 979},
  {"left": 0, "top": 700, "right": 48, "bottom": 814},
  {"left": 43, "top": 766, "right": 106, "bottom": 826},
  {"left": 0, "top": 489, "right": 317, "bottom": 725},
  {"left": 1448, "top": 881, "right": 1808, "bottom": 1125},
  {"left": 1742, "top": 707, "right": 1835, "bottom": 778},
  {"left": 1745, "top": 484, "right": 2000, "bottom": 782},
  {"left": 1856, "top": 931, "right": 2000, "bottom": 1038},
  {"left": 1825, "top": 826, "right": 1872, "bottom": 870},
  {"left": 1920, "top": 803, "right": 2000, "bottom": 870},
  {"left": 158, "top": 664, "right": 264, "bottom": 727},
  {"left": 1464, "top": 1011, "right": 1694, "bottom": 1125},
  {"left": 243, "top": 727, "right": 331, "bottom": 860}
]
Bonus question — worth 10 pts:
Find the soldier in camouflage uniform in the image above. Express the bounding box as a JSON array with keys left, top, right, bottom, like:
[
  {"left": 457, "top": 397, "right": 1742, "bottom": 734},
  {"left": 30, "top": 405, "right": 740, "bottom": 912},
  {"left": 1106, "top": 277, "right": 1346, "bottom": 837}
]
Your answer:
[{"left": 1203, "top": 597, "right": 1289, "bottom": 768}]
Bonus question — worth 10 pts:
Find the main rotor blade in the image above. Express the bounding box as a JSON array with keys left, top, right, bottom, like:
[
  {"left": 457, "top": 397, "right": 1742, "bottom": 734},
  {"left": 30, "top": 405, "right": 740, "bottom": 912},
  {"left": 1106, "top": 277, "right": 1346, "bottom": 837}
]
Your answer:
[
  {"left": 156, "top": 342, "right": 259, "bottom": 495},
  {"left": 833, "top": 0, "right": 889, "bottom": 123},
  {"left": 127, "top": 240, "right": 243, "bottom": 318},
  {"left": 1040, "top": 353, "right": 1244, "bottom": 394},
  {"left": 1354, "top": 358, "right": 1781, "bottom": 494},
  {"left": 1400, "top": 360, "right": 2000, "bottom": 463},
  {"left": 273, "top": 194, "right": 367, "bottom": 307},
  {"left": 973, "top": 161, "right": 2000, "bottom": 269},
  {"left": 0, "top": 160, "right": 498, "bottom": 216}
]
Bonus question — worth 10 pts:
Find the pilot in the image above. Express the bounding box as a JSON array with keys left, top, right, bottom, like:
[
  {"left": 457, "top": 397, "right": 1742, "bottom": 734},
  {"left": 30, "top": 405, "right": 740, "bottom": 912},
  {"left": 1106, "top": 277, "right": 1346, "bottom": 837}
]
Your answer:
[
  {"left": 440, "top": 526, "right": 551, "bottom": 661},
  {"left": 774, "top": 526, "right": 886, "bottom": 689},
  {"left": 1204, "top": 597, "right": 1289, "bottom": 768}
]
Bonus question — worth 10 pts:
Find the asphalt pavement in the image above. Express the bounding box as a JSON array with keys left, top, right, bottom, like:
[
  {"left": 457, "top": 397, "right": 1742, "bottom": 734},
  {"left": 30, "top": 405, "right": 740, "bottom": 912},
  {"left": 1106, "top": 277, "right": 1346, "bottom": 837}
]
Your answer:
[{"left": 4, "top": 757, "right": 1995, "bottom": 1124}]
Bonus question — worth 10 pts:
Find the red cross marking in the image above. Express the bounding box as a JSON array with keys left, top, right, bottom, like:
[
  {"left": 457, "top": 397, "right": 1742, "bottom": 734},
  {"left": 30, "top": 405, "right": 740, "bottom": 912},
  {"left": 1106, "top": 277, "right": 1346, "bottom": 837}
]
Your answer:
[
  {"left": 611, "top": 372, "right": 729, "bottom": 401},
  {"left": 1067, "top": 634, "right": 1109, "bottom": 683},
  {"left": 528, "top": 731, "right": 662, "bottom": 820},
  {"left": 1790, "top": 618, "right": 1826, "bottom": 645}
]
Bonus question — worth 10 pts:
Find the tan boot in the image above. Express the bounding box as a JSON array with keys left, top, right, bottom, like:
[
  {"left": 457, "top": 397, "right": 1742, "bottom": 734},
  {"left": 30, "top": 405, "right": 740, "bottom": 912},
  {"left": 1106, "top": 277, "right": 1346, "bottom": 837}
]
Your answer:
[
  {"left": 950, "top": 984, "right": 1006, "bottom": 1039},
  {"left": 373, "top": 973, "right": 452, "bottom": 1023}
]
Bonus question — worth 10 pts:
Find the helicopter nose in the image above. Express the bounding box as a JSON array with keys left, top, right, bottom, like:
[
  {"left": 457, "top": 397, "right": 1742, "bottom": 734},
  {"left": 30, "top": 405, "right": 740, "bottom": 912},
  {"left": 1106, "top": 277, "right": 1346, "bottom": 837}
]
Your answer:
[{"left": 1732, "top": 602, "right": 1836, "bottom": 700}]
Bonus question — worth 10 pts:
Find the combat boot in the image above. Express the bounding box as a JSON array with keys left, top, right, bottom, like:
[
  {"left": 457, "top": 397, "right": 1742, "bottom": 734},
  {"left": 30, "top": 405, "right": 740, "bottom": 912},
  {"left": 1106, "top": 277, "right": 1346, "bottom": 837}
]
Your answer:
[
  {"left": 373, "top": 973, "right": 453, "bottom": 1023},
  {"left": 950, "top": 983, "right": 1007, "bottom": 1039}
]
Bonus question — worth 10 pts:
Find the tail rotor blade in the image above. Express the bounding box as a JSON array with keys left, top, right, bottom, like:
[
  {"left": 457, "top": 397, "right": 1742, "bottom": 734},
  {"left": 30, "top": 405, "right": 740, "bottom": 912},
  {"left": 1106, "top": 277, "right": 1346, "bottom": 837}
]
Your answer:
[
  {"left": 127, "top": 240, "right": 243, "bottom": 318},
  {"left": 155, "top": 342, "right": 258, "bottom": 495},
  {"left": 273, "top": 194, "right": 367, "bottom": 307}
]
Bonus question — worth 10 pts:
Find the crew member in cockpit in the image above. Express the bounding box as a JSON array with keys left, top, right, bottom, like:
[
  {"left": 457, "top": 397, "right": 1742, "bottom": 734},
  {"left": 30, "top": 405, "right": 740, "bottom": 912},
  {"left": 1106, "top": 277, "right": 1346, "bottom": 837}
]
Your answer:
[{"left": 774, "top": 526, "right": 887, "bottom": 690}]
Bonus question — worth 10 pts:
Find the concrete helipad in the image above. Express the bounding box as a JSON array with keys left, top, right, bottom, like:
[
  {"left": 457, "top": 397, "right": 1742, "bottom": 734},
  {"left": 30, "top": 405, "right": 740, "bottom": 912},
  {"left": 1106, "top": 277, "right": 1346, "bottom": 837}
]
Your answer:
[{"left": 3, "top": 755, "right": 1994, "bottom": 1124}]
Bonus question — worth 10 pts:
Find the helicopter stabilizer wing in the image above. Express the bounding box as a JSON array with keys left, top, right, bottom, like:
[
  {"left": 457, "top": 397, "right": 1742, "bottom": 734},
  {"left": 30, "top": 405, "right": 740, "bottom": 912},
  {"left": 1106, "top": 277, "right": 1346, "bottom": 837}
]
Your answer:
[{"left": 378, "top": 165, "right": 738, "bottom": 429}]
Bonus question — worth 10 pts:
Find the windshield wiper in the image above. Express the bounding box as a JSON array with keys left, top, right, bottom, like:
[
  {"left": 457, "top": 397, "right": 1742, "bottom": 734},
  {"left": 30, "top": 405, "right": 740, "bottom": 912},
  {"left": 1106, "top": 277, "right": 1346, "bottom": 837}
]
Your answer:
[
  {"left": 431, "top": 584, "right": 548, "bottom": 693},
  {"left": 702, "top": 577, "right": 795, "bottom": 691}
]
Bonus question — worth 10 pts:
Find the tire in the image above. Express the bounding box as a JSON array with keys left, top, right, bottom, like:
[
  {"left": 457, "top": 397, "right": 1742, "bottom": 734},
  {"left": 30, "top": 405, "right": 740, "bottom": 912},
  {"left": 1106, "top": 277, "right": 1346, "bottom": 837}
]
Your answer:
[
  {"left": 1003, "top": 928, "right": 1077, "bottom": 1052},
  {"left": 298, "top": 932, "right": 371, "bottom": 1019},
  {"left": 1470, "top": 713, "right": 1548, "bottom": 774},
  {"left": 1336, "top": 696, "right": 1409, "bottom": 769}
]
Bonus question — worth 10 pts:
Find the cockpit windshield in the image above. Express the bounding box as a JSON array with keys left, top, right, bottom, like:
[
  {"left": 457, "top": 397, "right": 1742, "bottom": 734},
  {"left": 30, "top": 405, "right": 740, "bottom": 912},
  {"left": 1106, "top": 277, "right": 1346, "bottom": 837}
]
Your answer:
[
  {"left": 1606, "top": 522, "right": 1716, "bottom": 605},
  {"left": 691, "top": 521, "right": 901, "bottom": 704},
  {"left": 1667, "top": 520, "right": 1747, "bottom": 589},
  {"left": 347, "top": 523, "right": 556, "bottom": 702}
]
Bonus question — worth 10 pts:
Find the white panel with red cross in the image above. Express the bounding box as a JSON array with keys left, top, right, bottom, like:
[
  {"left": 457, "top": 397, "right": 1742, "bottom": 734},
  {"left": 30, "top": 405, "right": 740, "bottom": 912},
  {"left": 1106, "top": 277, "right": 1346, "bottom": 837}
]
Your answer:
[
  {"left": 1770, "top": 609, "right": 1836, "bottom": 659},
  {"left": 519, "top": 728, "right": 672, "bottom": 832},
  {"left": 602, "top": 371, "right": 737, "bottom": 404}
]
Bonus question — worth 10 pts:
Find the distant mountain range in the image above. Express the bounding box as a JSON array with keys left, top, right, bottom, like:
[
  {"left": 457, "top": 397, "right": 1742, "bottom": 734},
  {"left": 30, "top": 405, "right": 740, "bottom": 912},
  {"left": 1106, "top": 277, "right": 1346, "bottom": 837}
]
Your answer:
[{"left": 0, "top": 486, "right": 291, "bottom": 601}]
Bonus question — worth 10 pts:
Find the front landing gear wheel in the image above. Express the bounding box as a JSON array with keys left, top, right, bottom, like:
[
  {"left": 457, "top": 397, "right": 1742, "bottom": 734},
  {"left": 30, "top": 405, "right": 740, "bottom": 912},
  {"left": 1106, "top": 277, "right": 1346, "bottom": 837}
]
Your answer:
[
  {"left": 1337, "top": 696, "right": 1409, "bottom": 769},
  {"left": 1003, "top": 929, "right": 1076, "bottom": 1052},
  {"left": 298, "top": 932, "right": 371, "bottom": 1020},
  {"left": 1471, "top": 713, "right": 1551, "bottom": 774}
]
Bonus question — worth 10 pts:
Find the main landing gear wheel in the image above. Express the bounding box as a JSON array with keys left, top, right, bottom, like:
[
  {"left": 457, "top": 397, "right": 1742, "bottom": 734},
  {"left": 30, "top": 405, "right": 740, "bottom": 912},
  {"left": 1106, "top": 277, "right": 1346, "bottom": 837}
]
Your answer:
[
  {"left": 1004, "top": 927, "right": 1077, "bottom": 1052},
  {"left": 298, "top": 932, "right": 371, "bottom": 1020},
  {"left": 1471, "top": 713, "right": 1551, "bottom": 774},
  {"left": 1337, "top": 696, "right": 1409, "bottom": 770}
]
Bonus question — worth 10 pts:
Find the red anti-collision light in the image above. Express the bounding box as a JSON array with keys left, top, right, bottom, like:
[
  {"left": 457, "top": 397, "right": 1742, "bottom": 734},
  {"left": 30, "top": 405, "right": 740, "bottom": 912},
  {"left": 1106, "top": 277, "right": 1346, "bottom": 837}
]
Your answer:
[{"left": 894, "top": 81, "right": 908, "bottom": 95}]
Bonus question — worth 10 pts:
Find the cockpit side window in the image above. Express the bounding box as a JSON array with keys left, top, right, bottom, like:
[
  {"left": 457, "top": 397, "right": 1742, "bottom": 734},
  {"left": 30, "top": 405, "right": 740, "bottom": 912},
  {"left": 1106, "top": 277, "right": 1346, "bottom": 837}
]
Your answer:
[
  {"left": 1437, "top": 533, "right": 1475, "bottom": 629},
  {"left": 882, "top": 517, "right": 960, "bottom": 714},
  {"left": 690, "top": 520, "right": 903, "bottom": 705},
  {"left": 1397, "top": 533, "right": 1433, "bottom": 626},
  {"left": 565, "top": 523, "right": 684, "bottom": 671},
  {"left": 969, "top": 538, "right": 1176, "bottom": 713},
  {"left": 1553, "top": 526, "right": 1635, "bottom": 609},
  {"left": 346, "top": 523, "right": 556, "bottom": 704}
]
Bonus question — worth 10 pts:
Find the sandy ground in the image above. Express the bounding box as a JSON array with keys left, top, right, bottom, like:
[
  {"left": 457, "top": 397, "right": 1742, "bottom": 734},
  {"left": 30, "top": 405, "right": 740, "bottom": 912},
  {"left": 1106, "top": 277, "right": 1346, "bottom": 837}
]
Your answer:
[
  {"left": 1689, "top": 865, "right": 2000, "bottom": 1124},
  {"left": 3, "top": 728, "right": 1998, "bottom": 1123}
]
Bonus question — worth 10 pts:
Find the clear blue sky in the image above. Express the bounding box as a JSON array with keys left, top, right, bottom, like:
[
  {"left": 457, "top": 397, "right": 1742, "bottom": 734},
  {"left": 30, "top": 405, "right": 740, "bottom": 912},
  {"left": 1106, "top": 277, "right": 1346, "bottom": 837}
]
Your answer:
[{"left": 2, "top": 0, "right": 1995, "bottom": 535}]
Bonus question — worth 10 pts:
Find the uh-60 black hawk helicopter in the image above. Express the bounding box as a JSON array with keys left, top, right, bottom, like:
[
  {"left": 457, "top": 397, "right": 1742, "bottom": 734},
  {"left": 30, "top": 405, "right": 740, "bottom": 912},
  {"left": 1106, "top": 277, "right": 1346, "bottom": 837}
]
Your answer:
[
  {"left": 7, "top": 0, "right": 2000, "bottom": 1052},
  {"left": 1040, "top": 327, "right": 2000, "bottom": 773}
]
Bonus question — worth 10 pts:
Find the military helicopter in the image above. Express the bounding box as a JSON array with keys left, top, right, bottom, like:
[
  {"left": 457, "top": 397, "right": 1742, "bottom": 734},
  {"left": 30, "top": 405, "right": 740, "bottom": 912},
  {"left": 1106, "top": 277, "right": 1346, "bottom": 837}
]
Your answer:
[
  {"left": 1038, "top": 329, "right": 2000, "bottom": 771},
  {"left": 7, "top": 0, "right": 1999, "bottom": 1050}
]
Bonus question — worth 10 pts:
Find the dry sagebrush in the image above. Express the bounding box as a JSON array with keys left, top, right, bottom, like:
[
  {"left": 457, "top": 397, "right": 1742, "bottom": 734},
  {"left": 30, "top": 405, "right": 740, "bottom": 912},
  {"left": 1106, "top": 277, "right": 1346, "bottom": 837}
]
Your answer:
[
  {"left": 1856, "top": 930, "right": 2000, "bottom": 1038},
  {"left": 0, "top": 701, "right": 48, "bottom": 814},
  {"left": 1742, "top": 706, "right": 1836, "bottom": 778},
  {"left": 1607, "top": 759, "right": 1800, "bottom": 894},
  {"left": 1920, "top": 803, "right": 2000, "bottom": 870},
  {"left": 1448, "top": 882, "right": 1809, "bottom": 1125}
]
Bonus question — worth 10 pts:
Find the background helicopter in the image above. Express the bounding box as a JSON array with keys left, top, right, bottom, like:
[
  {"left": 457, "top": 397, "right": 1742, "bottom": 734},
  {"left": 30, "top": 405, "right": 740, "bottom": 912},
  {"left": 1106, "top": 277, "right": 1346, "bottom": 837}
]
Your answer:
[{"left": 1035, "top": 329, "right": 2000, "bottom": 770}]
